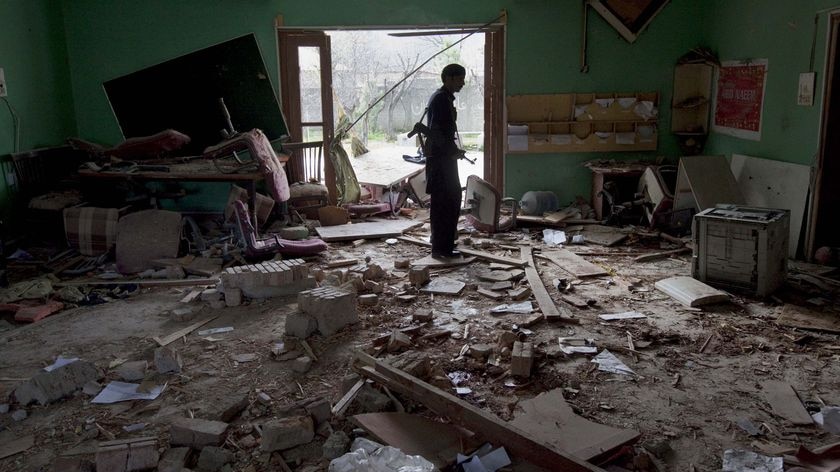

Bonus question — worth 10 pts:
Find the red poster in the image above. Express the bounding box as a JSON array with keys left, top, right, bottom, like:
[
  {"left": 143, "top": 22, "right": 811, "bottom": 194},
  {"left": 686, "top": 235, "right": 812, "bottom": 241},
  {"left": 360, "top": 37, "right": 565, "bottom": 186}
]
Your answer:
[{"left": 713, "top": 60, "right": 767, "bottom": 140}]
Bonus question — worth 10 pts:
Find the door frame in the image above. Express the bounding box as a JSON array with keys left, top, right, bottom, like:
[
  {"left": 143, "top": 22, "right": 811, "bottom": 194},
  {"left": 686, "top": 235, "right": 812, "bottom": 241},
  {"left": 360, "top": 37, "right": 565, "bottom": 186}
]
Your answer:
[
  {"left": 806, "top": 11, "right": 840, "bottom": 259},
  {"left": 275, "top": 20, "right": 506, "bottom": 194}
]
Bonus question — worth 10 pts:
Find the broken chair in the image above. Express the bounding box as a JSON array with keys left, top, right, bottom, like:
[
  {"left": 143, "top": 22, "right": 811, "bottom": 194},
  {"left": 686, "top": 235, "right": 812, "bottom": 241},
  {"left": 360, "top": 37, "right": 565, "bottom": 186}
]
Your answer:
[
  {"left": 232, "top": 200, "right": 327, "bottom": 258},
  {"left": 282, "top": 141, "right": 329, "bottom": 221},
  {"left": 463, "top": 174, "right": 518, "bottom": 233}
]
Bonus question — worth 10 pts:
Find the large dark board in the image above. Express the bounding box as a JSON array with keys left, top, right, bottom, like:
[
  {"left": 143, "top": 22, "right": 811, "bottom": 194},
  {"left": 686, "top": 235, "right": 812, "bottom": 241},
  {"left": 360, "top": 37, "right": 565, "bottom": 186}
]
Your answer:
[{"left": 104, "top": 34, "right": 288, "bottom": 155}]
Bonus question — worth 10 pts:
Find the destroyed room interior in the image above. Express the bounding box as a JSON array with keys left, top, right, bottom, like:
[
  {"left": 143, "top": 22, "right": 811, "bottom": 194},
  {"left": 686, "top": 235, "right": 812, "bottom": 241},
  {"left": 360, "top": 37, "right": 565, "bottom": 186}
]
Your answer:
[{"left": 6, "top": 0, "right": 840, "bottom": 471}]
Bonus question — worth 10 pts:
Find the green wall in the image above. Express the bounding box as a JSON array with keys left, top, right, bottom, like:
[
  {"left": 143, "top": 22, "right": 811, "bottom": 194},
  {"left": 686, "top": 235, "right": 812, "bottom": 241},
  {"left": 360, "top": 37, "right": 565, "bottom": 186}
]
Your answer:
[
  {"left": 703, "top": 0, "right": 840, "bottom": 167},
  {"left": 60, "top": 0, "right": 704, "bottom": 207},
  {"left": 0, "top": 0, "right": 76, "bottom": 217}
]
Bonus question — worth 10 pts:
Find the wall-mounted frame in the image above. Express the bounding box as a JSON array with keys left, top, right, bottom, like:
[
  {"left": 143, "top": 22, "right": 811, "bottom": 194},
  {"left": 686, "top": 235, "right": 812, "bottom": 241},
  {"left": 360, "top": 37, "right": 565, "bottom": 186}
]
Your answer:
[{"left": 587, "top": 0, "right": 670, "bottom": 43}]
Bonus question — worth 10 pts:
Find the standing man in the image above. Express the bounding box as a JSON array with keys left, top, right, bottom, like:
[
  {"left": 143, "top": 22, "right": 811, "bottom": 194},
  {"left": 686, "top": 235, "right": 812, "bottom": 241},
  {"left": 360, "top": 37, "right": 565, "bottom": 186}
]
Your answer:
[{"left": 425, "top": 63, "right": 466, "bottom": 259}]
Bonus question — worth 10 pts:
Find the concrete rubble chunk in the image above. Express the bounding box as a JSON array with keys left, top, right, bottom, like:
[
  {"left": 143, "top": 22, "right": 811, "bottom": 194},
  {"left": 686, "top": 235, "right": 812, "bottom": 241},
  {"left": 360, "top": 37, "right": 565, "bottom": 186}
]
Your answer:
[
  {"left": 13, "top": 360, "right": 100, "bottom": 405},
  {"left": 170, "top": 417, "right": 229, "bottom": 448},
  {"left": 96, "top": 437, "right": 158, "bottom": 472},
  {"left": 220, "top": 259, "right": 315, "bottom": 298},
  {"left": 285, "top": 313, "right": 317, "bottom": 338},
  {"left": 387, "top": 330, "right": 411, "bottom": 352},
  {"left": 355, "top": 384, "right": 392, "bottom": 413},
  {"left": 154, "top": 346, "right": 183, "bottom": 374},
  {"left": 412, "top": 309, "right": 434, "bottom": 323},
  {"left": 305, "top": 398, "right": 332, "bottom": 425},
  {"left": 291, "top": 356, "right": 313, "bottom": 373},
  {"left": 157, "top": 447, "right": 190, "bottom": 472},
  {"left": 200, "top": 288, "right": 222, "bottom": 302},
  {"left": 297, "top": 287, "right": 358, "bottom": 336},
  {"left": 358, "top": 294, "right": 379, "bottom": 306},
  {"left": 170, "top": 307, "right": 196, "bottom": 322},
  {"left": 200, "top": 391, "right": 250, "bottom": 423},
  {"left": 52, "top": 457, "right": 94, "bottom": 472},
  {"left": 115, "top": 361, "right": 147, "bottom": 382},
  {"left": 409, "top": 267, "right": 430, "bottom": 287},
  {"left": 224, "top": 288, "right": 242, "bottom": 307},
  {"left": 261, "top": 415, "right": 314, "bottom": 452},
  {"left": 394, "top": 259, "right": 410, "bottom": 269},
  {"left": 363, "top": 264, "right": 384, "bottom": 281},
  {"left": 197, "top": 446, "right": 234, "bottom": 472},
  {"left": 11, "top": 409, "right": 27, "bottom": 421},
  {"left": 322, "top": 430, "right": 350, "bottom": 460},
  {"left": 468, "top": 343, "right": 493, "bottom": 360},
  {"left": 511, "top": 341, "right": 534, "bottom": 378}
]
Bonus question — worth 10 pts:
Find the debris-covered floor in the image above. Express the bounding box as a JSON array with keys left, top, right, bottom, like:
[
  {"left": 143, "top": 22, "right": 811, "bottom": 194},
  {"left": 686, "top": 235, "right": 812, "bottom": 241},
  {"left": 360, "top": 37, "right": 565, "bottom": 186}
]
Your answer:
[{"left": 2, "top": 213, "right": 840, "bottom": 472}]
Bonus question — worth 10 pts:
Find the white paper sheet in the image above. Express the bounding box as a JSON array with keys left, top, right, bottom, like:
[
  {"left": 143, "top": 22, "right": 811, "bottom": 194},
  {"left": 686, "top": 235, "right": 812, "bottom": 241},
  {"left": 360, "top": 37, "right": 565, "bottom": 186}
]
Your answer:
[
  {"left": 598, "top": 311, "right": 647, "bottom": 321},
  {"left": 591, "top": 350, "right": 635, "bottom": 376},
  {"left": 44, "top": 356, "right": 80, "bottom": 372},
  {"left": 91, "top": 381, "right": 166, "bottom": 404}
]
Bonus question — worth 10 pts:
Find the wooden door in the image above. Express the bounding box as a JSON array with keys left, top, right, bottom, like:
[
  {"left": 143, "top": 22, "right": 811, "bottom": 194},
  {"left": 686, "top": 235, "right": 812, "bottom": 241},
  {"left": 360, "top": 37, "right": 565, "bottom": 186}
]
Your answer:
[{"left": 278, "top": 30, "right": 336, "bottom": 202}]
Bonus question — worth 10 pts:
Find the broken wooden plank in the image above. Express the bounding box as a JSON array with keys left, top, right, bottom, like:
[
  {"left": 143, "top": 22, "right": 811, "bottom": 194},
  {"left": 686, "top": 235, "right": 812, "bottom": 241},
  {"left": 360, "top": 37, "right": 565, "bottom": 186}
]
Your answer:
[
  {"left": 633, "top": 247, "right": 691, "bottom": 263},
  {"left": 580, "top": 230, "right": 627, "bottom": 247},
  {"left": 0, "top": 434, "right": 34, "bottom": 460},
  {"left": 315, "top": 220, "right": 422, "bottom": 242},
  {"left": 397, "top": 236, "right": 526, "bottom": 267},
  {"left": 153, "top": 315, "right": 219, "bottom": 347},
  {"left": 510, "top": 389, "right": 640, "bottom": 463},
  {"left": 352, "top": 352, "right": 607, "bottom": 472},
  {"left": 541, "top": 249, "right": 608, "bottom": 278},
  {"left": 521, "top": 247, "right": 575, "bottom": 322},
  {"left": 351, "top": 412, "right": 481, "bottom": 470},
  {"left": 332, "top": 379, "right": 365, "bottom": 418},
  {"left": 180, "top": 289, "right": 203, "bottom": 303},
  {"left": 325, "top": 259, "right": 359, "bottom": 269},
  {"left": 477, "top": 288, "right": 506, "bottom": 300},
  {"left": 762, "top": 381, "right": 813, "bottom": 426},
  {"left": 776, "top": 304, "right": 840, "bottom": 334},
  {"left": 654, "top": 276, "right": 729, "bottom": 307}
]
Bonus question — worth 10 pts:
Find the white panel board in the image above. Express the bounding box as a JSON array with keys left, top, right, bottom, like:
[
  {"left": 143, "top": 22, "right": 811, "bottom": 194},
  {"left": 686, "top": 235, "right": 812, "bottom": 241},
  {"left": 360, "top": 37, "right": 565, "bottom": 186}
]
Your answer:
[{"left": 730, "top": 154, "right": 810, "bottom": 258}]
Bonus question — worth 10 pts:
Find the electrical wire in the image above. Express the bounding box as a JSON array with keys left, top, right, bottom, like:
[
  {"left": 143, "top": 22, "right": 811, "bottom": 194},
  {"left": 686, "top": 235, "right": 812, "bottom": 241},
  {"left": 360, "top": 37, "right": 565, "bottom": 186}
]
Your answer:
[
  {"left": 1, "top": 97, "right": 20, "bottom": 153},
  {"left": 343, "top": 12, "right": 506, "bottom": 135}
]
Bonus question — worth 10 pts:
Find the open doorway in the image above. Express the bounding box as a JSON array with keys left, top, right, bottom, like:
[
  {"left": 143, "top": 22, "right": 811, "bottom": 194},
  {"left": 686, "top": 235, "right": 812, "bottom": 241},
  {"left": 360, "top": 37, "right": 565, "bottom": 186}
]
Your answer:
[
  {"left": 808, "top": 12, "right": 840, "bottom": 260},
  {"left": 326, "top": 29, "right": 485, "bottom": 190},
  {"left": 278, "top": 23, "right": 505, "bottom": 206}
]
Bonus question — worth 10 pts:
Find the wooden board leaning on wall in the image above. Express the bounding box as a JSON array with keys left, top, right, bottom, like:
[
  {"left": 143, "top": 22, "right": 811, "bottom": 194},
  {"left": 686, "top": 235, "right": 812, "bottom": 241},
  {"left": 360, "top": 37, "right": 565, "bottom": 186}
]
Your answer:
[{"left": 506, "top": 92, "right": 659, "bottom": 153}]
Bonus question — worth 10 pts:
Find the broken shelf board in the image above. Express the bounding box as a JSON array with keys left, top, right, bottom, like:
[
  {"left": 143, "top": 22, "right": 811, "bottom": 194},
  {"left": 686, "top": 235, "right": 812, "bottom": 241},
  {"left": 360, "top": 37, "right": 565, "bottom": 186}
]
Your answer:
[
  {"left": 153, "top": 315, "right": 219, "bottom": 347},
  {"left": 353, "top": 352, "right": 608, "bottom": 472},
  {"left": 580, "top": 230, "right": 627, "bottom": 247},
  {"left": 521, "top": 247, "right": 576, "bottom": 323},
  {"left": 0, "top": 434, "right": 34, "bottom": 460},
  {"left": 761, "top": 380, "right": 813, "bottom": 426},
  {"left": 776, "top": 304, "right": 840, "bottom": 334},
  {"left": 398, "top": 236, "right": 526, "bottom": 267},
  {"left": 55, "top": 277, "right": 219, "bottom": 287},
  {"left": 654, "top": 276, "right": 729, "bottom": 307},
  {"left": 420, "top": 277, "right": 465, "bottom": 295},
  {"left": 542, "top": 249, "right": 608, "bottom": 278},
  {"left": 351, "top": 412, "right": 481, "bottom": 470},
  {"left": 411, "top": 255, "right": 476, "bottom": 268},
  {"left": 510, "top": 389, "right": 640, "bottom": 463},
  {"left": 315, "top": 219, "right": 423, "bottom": 242}
]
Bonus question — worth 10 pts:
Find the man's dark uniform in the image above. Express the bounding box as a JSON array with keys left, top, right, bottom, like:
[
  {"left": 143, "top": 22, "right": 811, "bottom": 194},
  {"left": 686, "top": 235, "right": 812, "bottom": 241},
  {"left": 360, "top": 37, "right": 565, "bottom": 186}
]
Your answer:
[{"left": 425, "top": 86, "right": 461, "bottom": 258}]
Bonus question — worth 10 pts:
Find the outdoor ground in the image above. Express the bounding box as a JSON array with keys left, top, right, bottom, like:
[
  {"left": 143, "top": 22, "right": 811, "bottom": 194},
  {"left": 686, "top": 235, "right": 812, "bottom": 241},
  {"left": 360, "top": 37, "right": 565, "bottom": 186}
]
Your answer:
[{"left": 0, "top": 214, "right": 838, "bottom": 471}]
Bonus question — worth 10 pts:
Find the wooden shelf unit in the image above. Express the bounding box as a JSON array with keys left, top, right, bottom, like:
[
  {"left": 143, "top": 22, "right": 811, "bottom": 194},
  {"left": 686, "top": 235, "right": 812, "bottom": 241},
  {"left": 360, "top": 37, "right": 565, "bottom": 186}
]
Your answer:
[{"left": 506, "top": 92, "right": 659, "bottom": 153}]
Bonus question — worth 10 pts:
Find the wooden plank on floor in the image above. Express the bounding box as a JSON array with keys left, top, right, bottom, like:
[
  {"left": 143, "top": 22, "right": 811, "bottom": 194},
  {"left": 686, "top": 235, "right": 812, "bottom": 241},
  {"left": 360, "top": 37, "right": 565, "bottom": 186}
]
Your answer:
[
  {"left": 510, "top": 389, "right": 640, "bottom": 463},
  {"left": 654, "top": 276, "right": 729, "bottom": 307},
  {"left": 776, "top": 304, "right": 840, "bottom": 334},
  {"left": 0, "top": 435, "right": 34, "bottom": 460},
  {"left": 762, "top": 380, "right": 814, "bottom": 426},
  {"left": 153, "top": 315, "right": 219, "bottom": 347},
  {"left": 352, "top": 352, "right": 607, "bottom": 472},
  {"left": 542, "top": 249, "right": 608, "bottom": 278},
  {"left": 315, "top": 220, "right": 423, "bottom": 242},
  {"left": 521, "top": 247, "right": 575, "bottom": 322},
  {"left": 398, "top": 236, "right": 526, "bottom": 267}
]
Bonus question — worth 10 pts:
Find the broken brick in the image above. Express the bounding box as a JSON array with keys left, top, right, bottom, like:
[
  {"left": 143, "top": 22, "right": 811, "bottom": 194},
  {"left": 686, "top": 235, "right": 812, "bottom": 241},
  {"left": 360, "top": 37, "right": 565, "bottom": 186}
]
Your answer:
[{"left": 14, "top": 300, "right": 64, "bottom": 323}]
